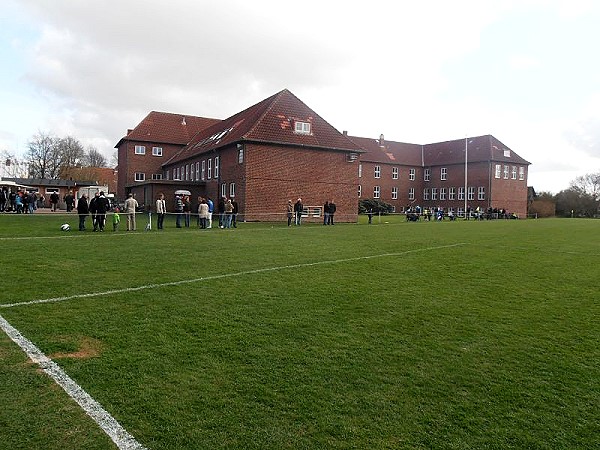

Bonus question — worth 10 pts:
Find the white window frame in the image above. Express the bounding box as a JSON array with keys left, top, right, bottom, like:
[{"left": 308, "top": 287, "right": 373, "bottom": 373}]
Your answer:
[
  {"left": 151, "top": 173, "right": 163, "bottom": 180},
  {"left": 440, "top": 167, "right": 447, "bottom": 180},
  {"left": 431, "top": 187, "right": 437, "bottom": 201},
  {"left": 391, "top": 187, "right": 398, "bottom": 199},
  {"left": 358, "top": 185, "right": 362, "bottom": 197},
  {"left": 134, "top": 145, "right": 145, "bottom": 155},
  {"left": 478, "top": 186, "right": 485, "bottom": 200},
  {"left": 374, "top": 165, "right": 381, "bottom": 179},
  {"left": 196, "top": 162, "right": 199, "bottom": 180},
  {"left": 294, "top": 121, "right": 311, "bottom": 135},
  {"left": 185, "top": 164, "right": 189, "bottom": 181},
  {"left": 468, "top": 186, "right": 475, "bottom": 201},
  {"left": 134, "top": 172, "right": 145, "bottom": 182},
  {"left": 358, "top": 164, "right": 362, "bottom": 178},
  {"left": 423, "top": 188, "right": 429, "bottom": 201},
  {"left": 229, "top": 182, "right": 236, "bottom": 198},
  {"left": 373, "top": 186, "right": 380, "bottom": 199},
  {"left": 221, "top": 183, "right": 226, "bottom": 198},
  {"left": 503, "top": 165, "right": 509, "bottom": 179},
  {"left": 392, "top": 167, "right": 399, "bottom": 179},
  {"left": 449, "top": 187, "right": 456, "bottom": 200},
  {"left": 408, "top": 187, "right": 415, "bottom": 201},
  {"left": 207, "top": 159, "right": 212, "bottom": 179},
  {"left": 519, "top": 166, "right": 525, "bottom": 180},
  {"left": 201, "top": 160, "right": 206, "bottom": 180},
  {"left": 152, "top": 146, "right": 162, "bottom": 157},
  {"left": 458, "top": 187, "right": 465, "bottom": 201},
  {"left": 238, "top": 146, "right": 244, "bottom": 164},
  {"left": 409, "top": 168, "right": 416, "bottom": 181},
  {"left": 511, "top": 166, "right": 517, "bottom": 180},
  {"left": 214, "top": 156, "right": 219, "bottom": 178},
  {"left": 424, "top": 168, "right": 431, "bottom": 182},
  {"left": 440, "top": 187, "right": 446, "bottom": 201}
]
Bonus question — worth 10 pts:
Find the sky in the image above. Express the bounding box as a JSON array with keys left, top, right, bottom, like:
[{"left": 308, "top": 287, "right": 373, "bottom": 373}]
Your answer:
[{"left": 1, "top": 0, "right": 599, "bottom": 194}]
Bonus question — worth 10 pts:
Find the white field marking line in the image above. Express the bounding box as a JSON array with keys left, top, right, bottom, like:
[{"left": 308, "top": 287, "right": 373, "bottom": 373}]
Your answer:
[
  {"left": 2, "top": 243, "right": 466, "bottom": 309},
  {"left": 0, "top": 314, "right": 146, "bottom": 450}
]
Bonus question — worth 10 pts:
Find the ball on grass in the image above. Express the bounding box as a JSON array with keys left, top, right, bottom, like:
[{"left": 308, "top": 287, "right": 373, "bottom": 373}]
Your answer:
[{"left": 60, "top": 223, "right": 71, "bottom": 231}]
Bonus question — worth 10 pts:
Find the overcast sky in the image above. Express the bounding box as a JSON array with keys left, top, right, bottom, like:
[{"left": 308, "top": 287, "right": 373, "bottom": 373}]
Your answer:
[{"left": 1, "top": 0, "right": 599, "bottom": 193}]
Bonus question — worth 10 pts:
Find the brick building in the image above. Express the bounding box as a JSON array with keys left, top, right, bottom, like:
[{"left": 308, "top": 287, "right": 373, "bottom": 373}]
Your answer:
[{"left": 116, "top": 89, "right": 530, "bottom": 221}]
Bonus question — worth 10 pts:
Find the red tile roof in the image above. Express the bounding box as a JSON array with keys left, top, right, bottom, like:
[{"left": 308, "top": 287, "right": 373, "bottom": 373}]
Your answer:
[
  {"left": 115, "top": 111, "right": 220, "bottom": 147},
  {"left": 347, "top": 135, "right": 423, "bottom": 166},
  {"left": 423, "top": 135, "right": 530, "bottom": 166},
  {"left": 165, "top": 89, "right": 363, "bottom": 166}
]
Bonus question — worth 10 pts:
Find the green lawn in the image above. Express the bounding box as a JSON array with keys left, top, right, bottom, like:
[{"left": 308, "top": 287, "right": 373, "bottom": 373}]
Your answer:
[{"left": 1, "top": 214, "right": 598, "bottom": 449}]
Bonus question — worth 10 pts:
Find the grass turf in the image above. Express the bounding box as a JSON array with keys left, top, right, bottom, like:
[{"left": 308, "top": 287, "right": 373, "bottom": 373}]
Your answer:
[{"left": 0, "top": 214, "right": 598, "bottom": 449}]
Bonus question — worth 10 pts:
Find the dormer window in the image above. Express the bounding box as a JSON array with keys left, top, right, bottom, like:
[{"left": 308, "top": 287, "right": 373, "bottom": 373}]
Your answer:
[{"left": 294, "top": 121, "right": 311, "bottom": 135}]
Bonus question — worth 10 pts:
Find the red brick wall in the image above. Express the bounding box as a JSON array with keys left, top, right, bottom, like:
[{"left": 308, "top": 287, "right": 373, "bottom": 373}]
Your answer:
[{"left": 358, "top": 161, "right": 422, "bottom": 211}]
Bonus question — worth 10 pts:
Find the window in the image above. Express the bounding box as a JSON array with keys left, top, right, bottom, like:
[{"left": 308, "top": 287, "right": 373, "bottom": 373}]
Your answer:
[
  {"left": 221, "top": 183, "right": 226, "bottom": 197},
  {"left": 238, "top": 145, "right": 244, "bottom": 164},
  {"left": 374, "top": 165, "right": 381, "bottom": 179},
  {"left": 392, "top": 167, "right": 399, "bottom": 179},
  {"left": 358, "top": 185, "right": 361, "bottom": 197},
  {"left": 495, "top": 164, "right": 501, "bottom": 178},
  {"left": 358, "top": 164, "right": 362, "bottom": 178},
  {"left": 458, "top": 187, "right": 465, "bottom": 200},
  {"left": 423, "top": 188, "right": 430, "bottom": 201},
  {"left": 478, "top": 186, "right": 485, "bottom": 200},
  {"left": 152, "top": 173, "right": 163, "bottom": 180},
  {"left": 214, "top": 157, "right": 219, "bottom": 178},
  {"left": 207, "top": 159, "right": 212, "bottom": 179},
  {"left": 503, "top": 165, "right": 509, "bottom": 179},
  {"left": 511, "top": 166, "right": 517, "bottom": 180},
  {"left": 424, "top": 168, "right": 430, "bottom": 181},
  {"left": 409, "top": 168, "right": 416, "bottom": 181},
  {"left": 440, "top": 187, "right": 446, "bottom": 200},
  {"left": 373, "top": 186, "right": 380, "bottom": 199},
  {"left": 408, "top": 187, "right": 415, "bottom": 201},
  {"left": 294, "top": 121, "right": 311, "bottom": 134},
  {"left": 449, "top": 187, "right": 456, "bottom": 200},
  {"left": 152, "top": 146, "right": 162, "bottom": 157},
  {"left": 201, "top": 160, "right": 206, "bottom": 180},
  {"left": 165, "top": 170, "right": 169, "bottom": 180},
  {"left": 229, "top": 182, "right": 236, "bottom": 198},
  {"left": 441, "top": 167, "right": 447, "bottom": 180},
  {"left": 181, "top": 166, "right": 184, "bottom": 180},
  {"left": 134, "top": 145, "right": 145, "bottom": 155},
  {"left": 185, "top": 165, "right": 189, "bottom": 181},
  {"left": 135, "top": 172, "right": 145, "bottom": 182},
  {"left": 196, "top": 162, "right": 199, "bottom": 180},
  {"left": 519, "top": 166, "right": 525, "bottom": 180},
  {"left": 431, "top": 188, "right": 437, "bottom": 201},
  {"left": 468, "top": 186, "right": 475, "bottom": 201},
  {"left": 391, "top": 187, "right": 398, "bottom": 199}
]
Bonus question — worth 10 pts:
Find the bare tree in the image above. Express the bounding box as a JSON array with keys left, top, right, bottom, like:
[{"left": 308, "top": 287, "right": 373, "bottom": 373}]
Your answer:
[
  {"left": 0, "top": 150, "right": 29, "bottom": 178},
  {"left": 84, "top": 146, "right": 107, "bottom": 167},
  {"left": 56, "top": 136, "right": 85, "bottom": 178},
  {"left": 570, "top": 172, "right": 600, "bottom": 201},
  {"left": 27, "top": 131, "right": 60, "bottom": 178}
]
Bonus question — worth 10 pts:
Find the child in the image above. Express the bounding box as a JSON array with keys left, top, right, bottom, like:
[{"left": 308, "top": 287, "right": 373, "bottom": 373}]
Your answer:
[{"left": 112, "top": 207, "right": 121, "bottom": 231}]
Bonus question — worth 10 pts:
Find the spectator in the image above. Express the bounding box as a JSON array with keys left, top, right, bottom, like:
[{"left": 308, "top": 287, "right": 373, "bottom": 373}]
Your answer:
[
  {"left": 50, "top": 191, "right": 59, "bottom": 211},
  {"left": 156, "top": 193, "right": 166, "bottom": 230},
  {"left": 124, "top": 193, "right": 138, "bottom": 231},
  {"left": 294, "top": 198, "right": 303, "bottom": 225}
]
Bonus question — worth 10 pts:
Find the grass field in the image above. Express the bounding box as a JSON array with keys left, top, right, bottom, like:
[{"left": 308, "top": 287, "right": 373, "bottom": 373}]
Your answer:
[{"left": 0, "top": 213, "right": 598, "bottom": 449}]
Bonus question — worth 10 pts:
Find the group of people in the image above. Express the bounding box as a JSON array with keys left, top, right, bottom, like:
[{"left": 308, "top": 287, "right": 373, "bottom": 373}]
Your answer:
[
  {"left": 0, "top": 189, "right": 42, "bottom": 213},
  {"left": 286, "top": 198, "right": 337, "bottom": 226},
  {"left": 76, "top": 191, "right": 139, "bottom": 232},
  {"left": 165, "top": 194, "right": 239, "bottom": 230}
]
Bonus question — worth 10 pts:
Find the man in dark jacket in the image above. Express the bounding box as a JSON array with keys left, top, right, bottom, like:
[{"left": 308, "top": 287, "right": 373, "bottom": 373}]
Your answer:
[
  {"left": 294, "top": 198, "right": 303, "bottom": 226},
  {"left": 89, "top": 192, "right": 99, "bottom": 231},
  {"left": 77, "top": 194, "right": 89, "bottom": 231},
  {"left": 95, "top": 191, "right": 110, "bottom": 231},
  {"left": 328, "top": 200, "right": 336, "bottom": 225}
]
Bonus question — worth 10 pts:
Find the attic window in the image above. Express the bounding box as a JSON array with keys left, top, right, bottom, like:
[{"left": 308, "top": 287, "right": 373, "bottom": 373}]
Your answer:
[
  {"left": 504, "top": 149, "right": 511, "bottom": 157},
  {"left": 294, "top": 121, "right": 311, "bottom": 135}
]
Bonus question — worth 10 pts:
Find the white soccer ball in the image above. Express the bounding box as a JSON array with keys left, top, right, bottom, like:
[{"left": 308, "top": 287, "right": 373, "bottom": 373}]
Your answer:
[{"left": 60, "top": 223, "right": 70, "bottom": 231}]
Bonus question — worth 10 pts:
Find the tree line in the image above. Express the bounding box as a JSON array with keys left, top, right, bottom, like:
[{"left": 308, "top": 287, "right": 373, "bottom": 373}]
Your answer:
[
  {"left": 534, "top": 172, "right": 600, "bottom": 218},
  {"left": 1, "top": 131, "right": 110, "bottom": 180}
]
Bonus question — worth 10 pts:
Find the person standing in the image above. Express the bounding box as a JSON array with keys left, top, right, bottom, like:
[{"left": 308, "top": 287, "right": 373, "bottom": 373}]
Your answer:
[
  {"left": 112, "top": 207, "right": 121, "bottom": 231},
  {"left": 89, "top": 192, "right": 99, "bottom": 231},
  {"left": 286, "top": 200, "right": 293, "bottom": 226},
  {"left": 198, "top": 198, "right": 209, "bottom": 229},
  {"left": 95, "top": 191, "right": 110, "bottom": 231},
  {"left": 231, "top": 198, "right": 239, "bottom": 228},
  {"left": 50, "top": 191, "right": 59, "bottom": 211},
  {"left": 294, "top": 198, "right": 303, "bottom": 226},
  {"left": 64, "top": 191, "right": 75, "bottom": 212},
  {"left": 175, "top": 195, "right": 184, "bottom": 228},
  {"left": 207, "top": 197, "right": 214, "bottom": 229},
  {"left": 77, "top": 194, "right": 89, "bottom": 231},
  {"left": 124, "top": 193, "right": 138, "bottom": 231},
  {"left": 328, "top": 200, "right": 336, "bottom": 225},
  {"left": 156, "top": 193, "right": 166, "bottom": 230},
  {"left": 323, "top": 201, "right": 330, "bottom": 225},
  {"left": 183, "top": 195, "right": 191, "bottom": 228},
  {"left": 224, "top": 198, "right": 234, "bottom": 228},
  {"left": 218, "top": 196, "right": 226, "bottom": 228}
]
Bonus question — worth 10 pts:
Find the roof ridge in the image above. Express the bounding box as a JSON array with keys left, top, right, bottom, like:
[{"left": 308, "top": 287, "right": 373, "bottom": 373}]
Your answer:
[{"left": 241, "top": 89, "right": 287, "bottom": 139}]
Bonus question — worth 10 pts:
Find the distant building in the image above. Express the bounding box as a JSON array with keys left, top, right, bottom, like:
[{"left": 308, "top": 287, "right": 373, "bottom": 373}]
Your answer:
[{"left": 116, "top": 89, "right": 530, "bottom": 220}]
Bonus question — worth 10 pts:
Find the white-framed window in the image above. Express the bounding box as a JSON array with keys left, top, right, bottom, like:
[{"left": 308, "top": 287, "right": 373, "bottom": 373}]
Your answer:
[
  {"left": 215, "top": 156, "right": 219, "bottom": 178},
  {"left": 458, "top": 187, "right": 465, "bottom": 200},
  {"left": 423, "top": 188, "right": 429, "bottom": 201},
  {"left": 431, "top": 187, "right": 437, "bottom": 201},
  {"left": 457, "top": 207, "right": 464, "bottom": 217},
  {"left": 45, "top": 188, "right": 59, "bottom": 194},
  {"left": 441, "top": 167, "right": 447, "bottom": 180},
  {"left": 358, "top": 164, "right": 362, "bottom": 178},
  {"left": 449, "top": 187, "right": 456, "bottom": 200},
  {"left": 134, "top": 145, "right": 145, "bottom": 155},
  {"left": 196, "top": 162, "right": 199, "bottom": 180},
  {"left": 135, "top": 172, "right": 145, "bottom": 182},
  {"left": 392, "top": 167, "right": 399, "bottom": 179},
  {"left": 152, "top": 146, "right": 162, "bottom": 157},
  {"left": 207, "top": 159, "right": 212, "bottom": 179},
  {"left": 440, "top": 187, "right": 447, "bottom": 200},
  {"left": 424, "top": 168, "right": 430, "bottom": 181},
  {"left": 495, "top": 164, "right": 501, "bottom": 178},
  {"left": 374, "top": 165, "right": 381, "bottom": 179},
  {"left": 165, "top": 170, "right": 169, "bottom": 180},
  {"left": 468, "top": 186, "right": 475, "bottom": 201},
  {"left": 511, "top": 166, "right": 517, "bottom": 179},
  {"left": 238, "top": 146, "right": 244, "bottom": 164},
  {"left": 391, "top": 187, "right": 398, "bottom": 199},
  {"left": 152, "top": 173, "right": 163, "bottom": 180},
  {"left": 519, "top": 166, "right": 525, "bottom": 180},
  {"left": 503, "top": 165, "right": 509, "bottom": 179},
  {"left": 373, "top": 186, "right": 380, "bottom": 199},
  {"left": 181, "top": 166, "right": 184, "bottom": 180},
  {"left": 221, "top": 183, "right": 226, "bottom": 197},
  {"left": 201, "top": 160, "right": 206, "bottom": 180},
  {"left": 478, "top": 186, "right": 485, "bottom": 200},
  {"left": 294, "top": 121, "right": 311, "bottom": 134},
  {"left": 409, "top": 168, "right": 416, "bottom": 181},
  {"left": 229, "top": 182, "right": 235, "bottom": 198},
  {"left": 358, "top": 185, "right": 362, "bottom": 197},
  {"left": 408, "top": 187, "right": 415, "bottom": 201},
  {"left": 185, "top": 164, "right": 189, "bottom": 181}
]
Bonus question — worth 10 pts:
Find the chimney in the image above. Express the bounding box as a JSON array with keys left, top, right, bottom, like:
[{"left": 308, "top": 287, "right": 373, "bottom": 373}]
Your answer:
[
  {"left": 379, "top": 134, "right": 385, "bottom": 147},
  {"left": 343, "top": 130, "right": 348, "bottom": 136},
  {"left": 127, "top": 129, "right": 133, "bottom": 135}
]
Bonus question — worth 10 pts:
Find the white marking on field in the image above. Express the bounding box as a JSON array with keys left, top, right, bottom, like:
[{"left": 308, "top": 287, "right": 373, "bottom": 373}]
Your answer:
[
  {"left": 0, "top": 314, "right": 146, "bottom": 450},
  {"left": 1, "top": 243, "right": 466, "bottom": 309}
]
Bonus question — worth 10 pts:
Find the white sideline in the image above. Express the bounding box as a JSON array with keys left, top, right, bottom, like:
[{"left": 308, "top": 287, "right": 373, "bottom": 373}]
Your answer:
[
  {"left": 1, "top": 243, "right": 467, "bottom": 309},
  {"left": 0, "top": 314, "right": 146, "bottom": 450}
]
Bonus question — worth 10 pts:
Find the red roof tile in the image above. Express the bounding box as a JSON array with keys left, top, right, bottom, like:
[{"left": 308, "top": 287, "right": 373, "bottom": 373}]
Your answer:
[
  {"left": 348, "top": 135, "right": 423, "bottom": 166},
  {"left": 423, "top": 135, "right": 530, "bottom": 166}
]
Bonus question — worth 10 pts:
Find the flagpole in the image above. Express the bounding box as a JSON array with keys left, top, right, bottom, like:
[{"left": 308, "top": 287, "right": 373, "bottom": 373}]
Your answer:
[{"left": 464, "top": 136, "right": 468, "bottom": 218}]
